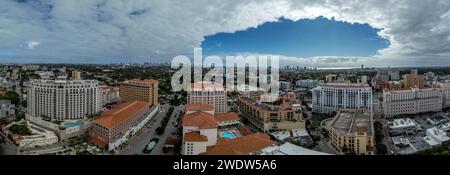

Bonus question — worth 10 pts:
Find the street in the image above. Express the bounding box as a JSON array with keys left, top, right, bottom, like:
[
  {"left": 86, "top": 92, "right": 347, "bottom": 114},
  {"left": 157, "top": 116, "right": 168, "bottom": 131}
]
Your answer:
[{"left": 118, "top": 104, "right": 181, "bottom": 155}]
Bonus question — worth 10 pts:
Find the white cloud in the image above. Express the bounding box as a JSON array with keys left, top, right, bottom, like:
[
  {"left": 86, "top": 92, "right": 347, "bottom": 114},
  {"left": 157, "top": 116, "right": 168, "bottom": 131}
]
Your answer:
[
  {"left": 0, "top": 0, "right": 449, "bottom": 66},
  {"left": 27, "top": 41, "right": 40, "bottom": 50}
]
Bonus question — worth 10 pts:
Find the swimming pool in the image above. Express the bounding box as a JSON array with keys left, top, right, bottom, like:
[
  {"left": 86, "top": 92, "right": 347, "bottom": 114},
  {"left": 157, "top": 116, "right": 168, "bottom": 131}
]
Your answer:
[
  {"left": 64, "top": 121, "right": 81, "bottom": 127},
  {"left": 220, "top": 132, "right": 237, "bottom": 139}
]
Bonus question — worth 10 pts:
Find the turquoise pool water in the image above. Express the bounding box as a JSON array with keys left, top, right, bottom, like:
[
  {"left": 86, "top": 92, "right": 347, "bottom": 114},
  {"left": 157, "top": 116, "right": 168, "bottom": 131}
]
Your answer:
[
  {"left": 220, "top": 132, "right": 237, "bottom": 139},
  {"left": 64, "top": 121, "right": 81, "bottom": 127}
]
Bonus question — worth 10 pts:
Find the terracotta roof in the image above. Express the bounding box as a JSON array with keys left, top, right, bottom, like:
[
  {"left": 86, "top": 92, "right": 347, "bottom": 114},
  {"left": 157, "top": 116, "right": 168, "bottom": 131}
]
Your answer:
[
  {"left": 185, "top": 103, "right": 215, "bottom": 111},
  {"left": 184, "top": 131, "right": 208, "bottom": 142},
  {"left": 214, "top": 112, "right": 240, "bottom": 122},
  {"left": 202, "top": 133, "right": 275, "bottom": 155},
  {"left": 165, "top": 137, "right": 181, "bottom": 145},
  {"left": 182, "top": 112, "right": 218, "bottom": 129},
  {"left": 94, "top": 101, "right": 150, "bottom": 129}
]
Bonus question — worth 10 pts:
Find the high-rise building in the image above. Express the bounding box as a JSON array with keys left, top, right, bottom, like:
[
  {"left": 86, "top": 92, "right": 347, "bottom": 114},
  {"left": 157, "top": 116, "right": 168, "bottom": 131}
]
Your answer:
[
  {"left": 312, "top": 83, "right": 373, "bottom": 114},
  {"left": 401, "top": 73, "right": 425, "bottom": 88},
  {"left": 325, "top": 74, "right": 337, "bottom": 83},
  {"left": 439, "top": 81, "right": 450, "bottom": 109},
  {"left": 187, "top": 82, "right": 227, "bottom": 113},
  {"left": 71, "top": 70, "right": 82, "bottom": 80},
  {"left": 376, "top": 68, "right": 400, "bottom": 81},
  {"left": 382, "top": 87, "right": 443, "bottom": 118},
  {"left": 100, "top": 85, "right": 120, "bottom": 107},
  {"left": 27, "top": 80, "right": 101, "bottom": 121},
  {"left": 329, "top": 109, "right": 374, "bottom": 155},
  {"left": 119, "top": 79, "right": 158, "bottom": 107}
]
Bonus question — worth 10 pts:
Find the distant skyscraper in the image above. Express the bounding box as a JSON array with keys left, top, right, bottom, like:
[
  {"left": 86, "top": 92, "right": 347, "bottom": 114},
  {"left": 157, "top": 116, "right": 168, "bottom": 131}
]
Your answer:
[{"left": 27, "top": 80, "right": 101, "bottom": 121}]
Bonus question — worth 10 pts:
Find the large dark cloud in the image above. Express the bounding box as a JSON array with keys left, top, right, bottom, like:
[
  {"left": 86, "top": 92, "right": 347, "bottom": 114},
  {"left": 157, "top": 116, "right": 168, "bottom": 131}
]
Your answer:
[{"left": 0, "top": 0, "right": 449, "bottom": 66}]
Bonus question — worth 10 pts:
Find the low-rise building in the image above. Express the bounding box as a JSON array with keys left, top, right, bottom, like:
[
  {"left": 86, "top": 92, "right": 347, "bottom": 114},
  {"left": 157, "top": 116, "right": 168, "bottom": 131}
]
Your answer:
[
  {"left": 236, "top": 95, "right": 305, "bottom": 132},
  {"left": 182, "top": 111, "right": 274, "bottom": 155},
  {"left": 329, "top": 109, "right": 375, "bottom": 155},
  {"left": 0, "top": 100, "right": 15, "bottom": 118},
  {"left": 426, "top": 127, "right": 450, "bottom": 145},
  {"left": 388, "top": 118, "right": 420, "bottom": 136},
  {"left": 1, "top": 120, "right": 58, "bottom": 148}
]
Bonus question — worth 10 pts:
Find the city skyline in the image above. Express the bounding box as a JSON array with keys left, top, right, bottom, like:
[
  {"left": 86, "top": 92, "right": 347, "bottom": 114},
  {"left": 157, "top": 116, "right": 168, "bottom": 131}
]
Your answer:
[{"left": 0, "top": 0, "right": 449, "bottom": 68}]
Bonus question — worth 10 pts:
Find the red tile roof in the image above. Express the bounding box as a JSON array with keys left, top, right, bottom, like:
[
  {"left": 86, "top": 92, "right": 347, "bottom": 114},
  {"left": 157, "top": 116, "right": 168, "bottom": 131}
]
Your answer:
[
  {"left": 184, "top": 131, "right": 208, "bottom": 142},
  {"left": 202, "top": 133, "right": 275, "bottom": 155},
  {"left": 182, "top": 112, "right": 218, "bottom": 129},
  {"left": 94, "top": 101, "right": 149, "bottom": 129},
  {"left": 214, "top": 112, "right": 240, "bottom": 122}
]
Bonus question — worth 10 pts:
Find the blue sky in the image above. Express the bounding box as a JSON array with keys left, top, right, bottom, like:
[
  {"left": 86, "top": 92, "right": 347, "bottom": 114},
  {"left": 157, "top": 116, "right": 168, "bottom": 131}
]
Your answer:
[{"left": 201, "top": 17, "right": 389, "bottom": 58}]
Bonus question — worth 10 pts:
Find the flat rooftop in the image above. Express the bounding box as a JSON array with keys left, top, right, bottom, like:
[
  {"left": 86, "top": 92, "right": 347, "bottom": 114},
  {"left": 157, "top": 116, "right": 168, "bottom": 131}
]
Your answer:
[{"left": 330, "top": 110, "right": 373, "bottom": 135}]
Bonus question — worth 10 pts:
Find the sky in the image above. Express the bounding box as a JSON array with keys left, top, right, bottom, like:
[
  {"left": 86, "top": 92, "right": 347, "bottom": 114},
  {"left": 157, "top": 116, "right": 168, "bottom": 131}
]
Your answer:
[
  {"left": 201, "top": 17, "right": 389, "bottom": 58},
  {"left": 0, "top": 0, "right": 450, "bottom": 68}
]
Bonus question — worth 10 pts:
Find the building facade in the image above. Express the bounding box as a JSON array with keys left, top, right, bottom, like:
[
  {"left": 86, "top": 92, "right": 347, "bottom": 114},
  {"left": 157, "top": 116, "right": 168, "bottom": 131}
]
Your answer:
[
  {"left": 89, "top": 101, "right": 158, "bottom": 151},
  {"left": 439, "top": 81, "right": 450, "bottom": 108},
  {"left": 27, "top": 80, "right": 102, "bottom": 121},
  {"left": 0, "top": 100, "right": 15, "bottom": 118},
  {"left": 382, "top": 87, "right": 443, "bottom": 118},
  {"left": 187, "top": 82, "right": 227, "bottom": 113},
  {"left": 100, "top": 85, "right": 120, "bottom": 107},
  {"left": 182, "top": 111, "right": 274, "bottom": 155},
  {"left": 236, "top": 96, "right": 305, "bottom": 132},
  {"left": 329, "top": 109, "right": 375, "bottom": 155},
  {"left": 119, "top": 79, "right": 158, "bottom": 107},
  {"left": 312, "top": 83, "right": 373, "bottom": 114}
]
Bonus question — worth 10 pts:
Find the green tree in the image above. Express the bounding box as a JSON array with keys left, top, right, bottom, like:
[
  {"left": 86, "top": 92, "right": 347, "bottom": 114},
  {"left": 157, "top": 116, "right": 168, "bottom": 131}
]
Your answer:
[
  {"left": 0, "top": 91, "right": 20, "bottom": 105},
  {"left": 9, "top": 123, "right": 32, "bottom": 135}
]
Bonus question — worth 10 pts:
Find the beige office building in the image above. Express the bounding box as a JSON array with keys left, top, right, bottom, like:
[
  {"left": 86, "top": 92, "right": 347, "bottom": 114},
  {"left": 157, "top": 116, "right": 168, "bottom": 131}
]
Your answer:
[
  {"left": 329, "top": 109, "right": 374, "bottom": 155},
  {"left": 119, "top": 79, "right": 158, "bottom": 107},
  {"left": 382, "top": 87, "right": 443, "bottom": 118}
]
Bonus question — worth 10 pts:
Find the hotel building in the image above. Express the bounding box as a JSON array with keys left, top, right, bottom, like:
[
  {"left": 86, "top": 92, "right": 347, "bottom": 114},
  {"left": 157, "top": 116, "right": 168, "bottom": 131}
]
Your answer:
[
  {"left": 329, "top": 109, "right": 375, "bottom": 155},
  {"left": 89, "top": 101, "right": 158, "bottom": 151},
  {"left": 382, "top": 87, "right": 443, "bottom": 118},
  {"left": 236, "top": 95, "right": 305, "bottom": 132},
  {"left": 182, "top": 111, "right": 275, "bottom": 155},
  {"left": 27, "top": 80, "right": 102, "bottom": 121},
  {"left": 312, "top": 83, "right": 373, "bottom": 114},
  {"left": 187, "top": 82, "right": 227, "bottom": 113},
  {"left": 439, "top": 81, "right": 450, "bottom": 108},
  {"left": 100, "top": 85, "right": 120, "bottom": 107},
  {"left": 119, "top": 79, "right": 158, "bottom": 107}
]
